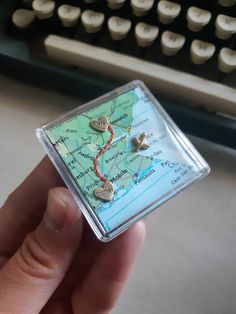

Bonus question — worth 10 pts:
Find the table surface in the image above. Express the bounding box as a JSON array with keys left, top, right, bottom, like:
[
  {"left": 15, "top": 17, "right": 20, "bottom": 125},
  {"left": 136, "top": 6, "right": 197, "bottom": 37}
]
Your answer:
[{"left": 0, "top": 74, "right": 236, "bottom": 314}]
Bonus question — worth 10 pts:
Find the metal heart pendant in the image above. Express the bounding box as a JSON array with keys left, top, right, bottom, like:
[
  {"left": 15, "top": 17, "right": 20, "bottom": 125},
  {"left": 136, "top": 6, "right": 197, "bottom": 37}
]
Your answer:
[
  {"left": 94, "top": 181, "right": 114, "bottom": 201},
  {"left": 90, "top": 116, "right": 109, "bottom": 132}
]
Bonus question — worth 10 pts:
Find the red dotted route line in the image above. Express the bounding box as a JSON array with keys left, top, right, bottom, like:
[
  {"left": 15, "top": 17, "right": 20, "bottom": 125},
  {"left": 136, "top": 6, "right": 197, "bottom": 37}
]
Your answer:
[{"left": 93, "top": 124, "right": 114, "bottom": 183}]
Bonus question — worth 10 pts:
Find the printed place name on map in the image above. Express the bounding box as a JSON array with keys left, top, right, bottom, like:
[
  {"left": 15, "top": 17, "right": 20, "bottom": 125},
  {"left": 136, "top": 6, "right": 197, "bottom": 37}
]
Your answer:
[
  {"left": 75, "top": 166, "right": 94, "bottom": 180},
  {"left": 171, "top": 169, "right": 189, "bottom": 185},
  {"left": 161, "top": 160, "right": 177, "bottom": 168},
  {"left": 116, "top": 98, "right": 134, "bottom": 110},
  {"left": 105, "top": 151, "right": 123, "bottom": 164},
  {"left": 110, "top": 169, "right": 128, "bottom": 183},
  {"left": 67, "top": 159, "right": 77, "bottom": 168},
  {"left": 110, "top": 114, "right": 128, "bottom": 125},
  {"left": 67, "top": 148, "right": 94, "bottom": 161},
  {"left": 149, "top": 150, "right": 162, "bottom": 159},
  {"left": 66, "top": 129, "right": 77, "bottom": 133},
  {"left": 77, "top": 151, "right": 94, "bottom": 161},
  {"left": 66, "top": 142, "right": 89, "bottom": 156},
  {"left": 126, "top": 154, "right": 139, "bottom": 165},
  {"left": 54, "top": 136, "right": 69, "bottom": 145},
  {"left": 86, "top": 179, "right": 101, "bottom": 192},
  {"left": 135, "top": 168, "right": 156, "bottom": 184}
]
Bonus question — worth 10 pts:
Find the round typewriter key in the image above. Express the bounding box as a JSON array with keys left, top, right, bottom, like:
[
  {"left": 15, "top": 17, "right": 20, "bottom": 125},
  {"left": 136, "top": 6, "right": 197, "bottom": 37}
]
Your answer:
[
  {"left": 58, "top": 5, "right": 81, "bottom": 27},
  {"left": 107, "top": 0, "right": 126, "bottom": 9},
  {"left": 218, "top": 48, "right": 236, "bottom": 73},
  {"left": 12, "top": 9, "right": 36, "bottom": 29},
  {"left": 190, "top": 40, "right": 215, "bottom": 65},
  {"left": 187, "top": 7, "right": 212, "bottom": 32},
  {"left": 218, "top": 0, "right": 236, "bottom": 7},
  {"left": 161, "top": 31, "right": 185, "bottom": 56},
  {"left": 131, "top": 0, "right": 154, "bottom": 16},
  {"left": 215, "top": 14, "right": 236, "bottom": 39},
  {"left": 135, "top": 22, "right": 159, "bottom": 47},
  {"left": 32, "top": 0, "right": 55, "bottom": 20},
  {"left": 108, "top": 16, "right": 131, "bottom": 40},
  {"left": 81, "top": 10, "right": 105, "bottom": 33},
  {"left": 157, "top": 0, "right": 181, "bottom": 24}
]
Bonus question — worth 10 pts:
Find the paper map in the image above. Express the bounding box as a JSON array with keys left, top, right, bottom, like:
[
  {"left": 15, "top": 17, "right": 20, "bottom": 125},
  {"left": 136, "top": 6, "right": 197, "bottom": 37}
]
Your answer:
[{"left": 45, "top": 86, "right": 199, "bottom": 232}]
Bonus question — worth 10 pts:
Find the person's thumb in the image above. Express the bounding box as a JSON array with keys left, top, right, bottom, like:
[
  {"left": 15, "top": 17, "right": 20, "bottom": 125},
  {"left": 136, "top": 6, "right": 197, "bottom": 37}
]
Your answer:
[{"left": 0, "top": 187, "right": 83, "bottom": 314}]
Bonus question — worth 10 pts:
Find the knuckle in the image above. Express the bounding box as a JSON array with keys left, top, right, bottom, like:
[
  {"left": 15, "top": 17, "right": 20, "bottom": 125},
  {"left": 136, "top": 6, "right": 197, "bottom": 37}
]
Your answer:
[{"left": 16, "top": 232, "right": 59, "bottom": 281}]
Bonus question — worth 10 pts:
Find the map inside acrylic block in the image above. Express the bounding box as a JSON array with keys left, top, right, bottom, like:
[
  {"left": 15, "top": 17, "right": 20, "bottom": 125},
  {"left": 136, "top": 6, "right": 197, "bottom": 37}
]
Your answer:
[{"left": 44, "top": 84, "right": 208, "bottom": 234}]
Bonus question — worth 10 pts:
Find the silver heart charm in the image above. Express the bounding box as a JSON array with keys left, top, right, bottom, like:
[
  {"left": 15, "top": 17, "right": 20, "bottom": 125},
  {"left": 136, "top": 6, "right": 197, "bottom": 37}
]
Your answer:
[
  {"left": 90, "top": 116, "right": 109, "bottom": 132},
  {"left": 94, "top": 181, "right": 114, "bottom": 201}
]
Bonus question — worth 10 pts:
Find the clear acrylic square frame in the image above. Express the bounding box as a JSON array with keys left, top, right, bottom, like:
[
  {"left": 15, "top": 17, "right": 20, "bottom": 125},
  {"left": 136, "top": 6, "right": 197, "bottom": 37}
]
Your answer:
[{"left": 36, "top": 80, "right": 210, "bottom": 241}]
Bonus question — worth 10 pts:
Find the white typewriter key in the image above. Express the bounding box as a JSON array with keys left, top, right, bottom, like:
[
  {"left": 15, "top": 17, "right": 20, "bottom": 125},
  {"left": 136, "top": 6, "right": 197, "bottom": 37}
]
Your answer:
[
  {"left": 135, "top": 22, "right": 159, "bottom": 47},
  {"left": 161, "top": 31, "right": 185, "bottom": 56},
  {"left": 157, "top": 0, "right": 181, "bottom": 24},
  {"left": 81, "top": 10, "right": 105, "bottom": 33},
  {"left": 215, "top": 14, "right": 236, "bottom": 39},
  {"left": 107, "top": 0, "right": 126, "bottom": 9},
  {"left": 12, "top": 9, "right": 36, "bottom": 29},
  {"left": 108, "top": 16, "right": 131, "bottom": 40},
  {"left": 32, "top": 0, "right": 55, "bottom": 19},
  {"left": 218, "top": 48, "right": 236, "bottom": 73},
  {"left": 187, "top": 7, "right": 212, "bottom": 32},
  {"left": 218, "top": 0, "right": 236, "bottom": 7},
  {"left": 58, "top": 5, "right": 81, "bottom": 27},
  {"left": 131, "top": 0, "right": 154, "bottom": 17},
  {"left": 190, "top": 40, "right": 215, "bottom": 65}
]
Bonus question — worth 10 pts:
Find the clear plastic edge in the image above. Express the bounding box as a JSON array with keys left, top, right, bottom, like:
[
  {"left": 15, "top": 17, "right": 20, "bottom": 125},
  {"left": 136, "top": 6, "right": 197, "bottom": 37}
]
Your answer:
[
  {"left": 36, "top": 80, "right": 210, "bottom": 242},
  {"left": 36, "top": 128, "right": 108, "bottom": 241}
]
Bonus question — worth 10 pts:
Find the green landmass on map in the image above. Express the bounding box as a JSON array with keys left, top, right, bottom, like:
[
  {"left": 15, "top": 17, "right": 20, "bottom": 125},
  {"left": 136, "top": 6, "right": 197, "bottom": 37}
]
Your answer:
[{"left": 45, "top": 89, "right": 153, "bottom": 211}]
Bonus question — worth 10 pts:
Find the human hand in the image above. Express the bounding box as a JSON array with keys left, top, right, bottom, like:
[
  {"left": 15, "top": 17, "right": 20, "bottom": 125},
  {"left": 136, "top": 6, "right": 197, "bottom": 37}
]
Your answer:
[{"left": 0, "top": 157, "right": 145, "bottom": 313}]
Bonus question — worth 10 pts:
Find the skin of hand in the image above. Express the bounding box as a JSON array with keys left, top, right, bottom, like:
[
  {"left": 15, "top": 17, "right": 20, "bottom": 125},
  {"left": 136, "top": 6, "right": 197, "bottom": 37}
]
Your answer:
[{"left": 0, "top": 157, "right": 145, "bottom": 314}]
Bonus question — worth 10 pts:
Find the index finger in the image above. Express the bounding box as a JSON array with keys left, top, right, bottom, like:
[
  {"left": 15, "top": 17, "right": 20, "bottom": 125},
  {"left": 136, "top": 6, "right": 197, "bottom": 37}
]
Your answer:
[{"left": 0, "top": 156, "right": 64, "bottom": 256}]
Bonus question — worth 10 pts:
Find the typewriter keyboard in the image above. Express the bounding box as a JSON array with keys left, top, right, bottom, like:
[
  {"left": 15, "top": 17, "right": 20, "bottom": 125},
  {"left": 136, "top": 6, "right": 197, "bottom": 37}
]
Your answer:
[{"left": 8, "top": 0, "right": 236, "bottom": 115}]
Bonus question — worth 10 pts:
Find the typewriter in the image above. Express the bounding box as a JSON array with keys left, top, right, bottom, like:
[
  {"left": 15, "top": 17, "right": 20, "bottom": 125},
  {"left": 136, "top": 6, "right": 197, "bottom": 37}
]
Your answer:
[{"left": 0, "top": 0, "right": 236, "bottom": 147}]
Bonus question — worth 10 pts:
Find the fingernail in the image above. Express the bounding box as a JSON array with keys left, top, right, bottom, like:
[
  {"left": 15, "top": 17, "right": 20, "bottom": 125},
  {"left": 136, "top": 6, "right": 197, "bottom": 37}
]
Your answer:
[{"left": 44, "top": 190, "right": 67, "bottom": 231}]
